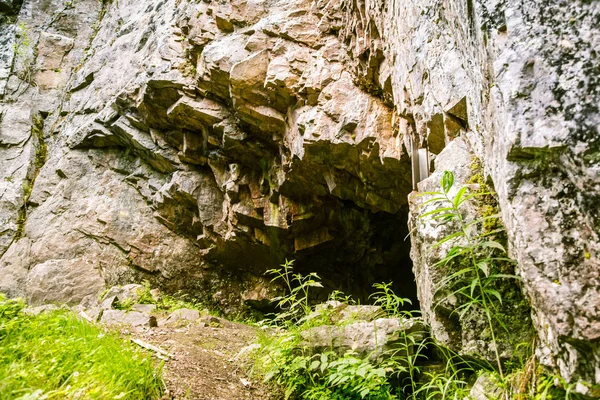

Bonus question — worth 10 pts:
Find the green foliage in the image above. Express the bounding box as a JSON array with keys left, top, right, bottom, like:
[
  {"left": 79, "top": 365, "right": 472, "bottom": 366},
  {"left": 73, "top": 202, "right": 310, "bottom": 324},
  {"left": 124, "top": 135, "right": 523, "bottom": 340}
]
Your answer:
[
  {"left": 254, "top": 332, "right": 398, "bottom": 400},
  {"left": 419, "top": 170, "right": 519, "bottom": 380},
  {"left": 251, "top": 261, "right": 417, "bottom": 400},
  {"left": 0, "top": 294, "right": 164, "bottom": 399},
  {"left": 134, "top": 281, "right": 204, "bottom": 313},
  {"left": 104, "top": 281, "right": 204, "bottom": 313},
  {"left": 157, "top": 294, "right": 203, "bottom": 312},
  {"left": 12, "top": 23, "right": 30, "bottom": 56},
  {"left": 266, "top": 259, "right": 323, "bottom": 325},
  {"left": 415, "top": 170, "right": 582, "bottom": 400},
  {"left": 370, "top": 282, "right": 411, "bottom": 316},
  {"left": 135, "top": 280, "right": 155, "bottom": 304},
  {"left": 534, "top": 371, "right": 582, "bottom": 400},
  {"left": 32, "top": 115, "right": 47, "bottom": 170},
  {"left": 250, "top": 170, "right": 578, "bottom": 400},
  {"left": 114, "top": 296, "right": 135, "bottom": 311}
]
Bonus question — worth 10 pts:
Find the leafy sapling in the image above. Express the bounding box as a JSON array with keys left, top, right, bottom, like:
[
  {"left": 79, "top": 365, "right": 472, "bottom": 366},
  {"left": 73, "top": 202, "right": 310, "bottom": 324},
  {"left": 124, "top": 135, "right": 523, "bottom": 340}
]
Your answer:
[{"left": 418, "top": 170, "right": 519, "bottom": 383}]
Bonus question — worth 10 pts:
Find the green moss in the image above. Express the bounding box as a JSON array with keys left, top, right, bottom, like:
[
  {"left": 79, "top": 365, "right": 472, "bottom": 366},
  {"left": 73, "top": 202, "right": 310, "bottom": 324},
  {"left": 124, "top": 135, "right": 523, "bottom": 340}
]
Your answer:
[
  {"left": 467, "top": 157, "right": 502, "bottom": 234},
  {"left": 32, "top": 116, "right": 47, "bottom": 170},
  {"left": 466, "top": 158, "right": 535, "bottom": 361},
  {"left": 12, "top": 115, "right": 47, "bottom": 242}
]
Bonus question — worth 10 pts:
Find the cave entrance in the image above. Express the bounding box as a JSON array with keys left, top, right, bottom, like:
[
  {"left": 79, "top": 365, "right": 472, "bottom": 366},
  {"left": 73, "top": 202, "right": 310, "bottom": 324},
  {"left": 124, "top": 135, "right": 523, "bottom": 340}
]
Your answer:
[{"left": 292, "top": 203, "right": 418, "bottom": 310}]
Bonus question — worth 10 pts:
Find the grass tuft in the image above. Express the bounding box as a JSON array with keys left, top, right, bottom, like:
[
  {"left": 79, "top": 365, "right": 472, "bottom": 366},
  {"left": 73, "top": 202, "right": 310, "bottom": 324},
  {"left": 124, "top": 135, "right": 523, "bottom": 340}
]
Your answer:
[{"left": 0, "top": 294, "right": 164, "bottom": 399}]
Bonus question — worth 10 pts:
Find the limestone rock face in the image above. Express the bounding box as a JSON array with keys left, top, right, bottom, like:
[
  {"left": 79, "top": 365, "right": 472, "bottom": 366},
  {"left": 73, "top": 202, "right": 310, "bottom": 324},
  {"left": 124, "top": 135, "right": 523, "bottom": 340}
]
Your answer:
[
  {"left": 360, "top": 0, "right": 598, "bottom": 391},
  {"left": 0, "top": 0, "right": 414, "bottom": 316},
  {"left": 0, "top": 0, "right": 597, "bottom": 392},
  {"left": 300, "top": 317, "right": 424, "bottom": 361}
]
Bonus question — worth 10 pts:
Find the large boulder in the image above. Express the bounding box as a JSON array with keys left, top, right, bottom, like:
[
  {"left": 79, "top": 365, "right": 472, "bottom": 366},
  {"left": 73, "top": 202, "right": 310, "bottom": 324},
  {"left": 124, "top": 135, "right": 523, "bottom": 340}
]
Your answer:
[
  {"left": 100, "top": 310, "right": 157, "bottom": 328},
  {"left": 300, "top": 317, "right": 425, "bottom": 361}
]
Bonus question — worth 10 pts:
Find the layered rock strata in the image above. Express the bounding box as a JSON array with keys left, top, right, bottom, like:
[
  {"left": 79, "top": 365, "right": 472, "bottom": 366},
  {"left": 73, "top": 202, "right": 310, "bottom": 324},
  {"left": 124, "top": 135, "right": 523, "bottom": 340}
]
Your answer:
[{"left": 0, "top": 0, "right": 415, "bottom": 316}]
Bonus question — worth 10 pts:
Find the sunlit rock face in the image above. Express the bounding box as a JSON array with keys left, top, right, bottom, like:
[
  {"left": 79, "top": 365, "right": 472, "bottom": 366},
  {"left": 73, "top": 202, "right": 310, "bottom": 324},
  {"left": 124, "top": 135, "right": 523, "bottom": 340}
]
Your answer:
[
  {"left": 0, "top": 0, "right": 415, "bottom": 316},
  {"left": 0, "top": 0, "right": 597, "bottom": 393}
]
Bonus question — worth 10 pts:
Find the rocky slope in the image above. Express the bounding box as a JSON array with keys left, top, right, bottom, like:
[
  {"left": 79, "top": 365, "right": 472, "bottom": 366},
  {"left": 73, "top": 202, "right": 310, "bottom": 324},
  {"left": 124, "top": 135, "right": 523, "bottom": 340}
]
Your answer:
[{"left": 0, "top": 0, "right": 597, "bottom": 394}]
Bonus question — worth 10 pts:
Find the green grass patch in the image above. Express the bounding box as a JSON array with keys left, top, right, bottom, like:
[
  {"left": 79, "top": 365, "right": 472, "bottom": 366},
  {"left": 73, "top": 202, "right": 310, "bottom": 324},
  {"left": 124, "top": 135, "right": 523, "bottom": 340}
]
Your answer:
[{"left": 0, "top": 295, "right": 164, "bottom": 399}]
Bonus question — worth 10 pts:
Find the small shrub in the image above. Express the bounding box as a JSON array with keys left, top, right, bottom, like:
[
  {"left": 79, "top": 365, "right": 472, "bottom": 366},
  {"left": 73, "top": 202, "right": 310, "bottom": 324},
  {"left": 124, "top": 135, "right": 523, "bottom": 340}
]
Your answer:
[{"left": 251, "top": 261, "right": 417, "bottom": 400}]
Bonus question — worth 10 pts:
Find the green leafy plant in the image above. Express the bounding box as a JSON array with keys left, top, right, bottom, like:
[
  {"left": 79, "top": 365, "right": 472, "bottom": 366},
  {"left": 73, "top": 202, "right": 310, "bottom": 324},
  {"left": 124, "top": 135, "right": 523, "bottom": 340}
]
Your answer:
[
  {"left": 266, "top": 259, "right": 323, "bottom": 325},
  {"left": 136, "top": 280, "right": 155, "bottom": 304},
  {"left": 419, "top": 170, "right": 518, "bottom": 382},
  {"left": 133, "top": 280, "right": 203, "bottom": 312},
  {"left": 114, "top": 296, "right": 135, "bottom": 311},
  {"left": 252, "top": 261, "right": 425, "bottom": 400},
  {"left": 370, "top": 282, "right": 412, "bottom": 316}
]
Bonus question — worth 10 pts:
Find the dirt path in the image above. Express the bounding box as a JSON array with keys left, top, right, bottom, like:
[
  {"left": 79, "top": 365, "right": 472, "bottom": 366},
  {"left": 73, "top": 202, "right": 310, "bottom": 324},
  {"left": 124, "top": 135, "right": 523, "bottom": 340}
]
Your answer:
[{"left": 129, "top": 316, "right": 280, "bottom": 400}]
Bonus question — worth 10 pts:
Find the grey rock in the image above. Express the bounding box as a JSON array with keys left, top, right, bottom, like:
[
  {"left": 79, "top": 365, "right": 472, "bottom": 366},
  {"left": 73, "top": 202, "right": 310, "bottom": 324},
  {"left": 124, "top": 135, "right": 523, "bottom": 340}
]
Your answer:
[
  {"left": 100, "top": 284, "right": 143, "bottom": 305},
  {"left": 23, "top": 304, "right": 59, "bottom": 316},
  {"left": 78, "top": 294, "right": 100, "bottom": 310},
  {"left": 0, "top": 0, "right": 596, "bottom": 391},
  {"left": 25, "top": 259, "right": 105, "bottom": 306},
  {"left": 300, "top": 317, "right": 425, "bottom": 360},
  {"left": 100, "top": 295, "right": 118, "bottom": 310},
  {"left": 409, "top": 137, "right": 534, "bottom": 362},
  {"left": 309, "top": 301, "right": 384, "bottom": 324},
  {"left": 162, "top": 308, "right": 201, "bottom": 325},
  {"left": 469, "top": 372, "right": 504, "bottom": 400},
  {"left": 0, "top": 0, "right": 415, "bottom": 320},
  {"left": 132, "top": 303, "right": 157, "bottom": 314},
  {"left": 100, "top": 310, "right": 157, "bottom": 328},
  {"left": 198, "top": 315, "right": 227, "bottom": 328},
  {"left": 83, "top": 306, "right": 103, "bottom": 322}
]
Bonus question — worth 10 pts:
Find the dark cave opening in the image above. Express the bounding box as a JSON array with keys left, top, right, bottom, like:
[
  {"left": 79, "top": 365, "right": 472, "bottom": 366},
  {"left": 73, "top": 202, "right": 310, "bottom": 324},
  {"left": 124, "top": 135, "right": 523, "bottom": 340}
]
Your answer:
[{"left": 289, "top": 203, "right": 419, "bottom": 311}]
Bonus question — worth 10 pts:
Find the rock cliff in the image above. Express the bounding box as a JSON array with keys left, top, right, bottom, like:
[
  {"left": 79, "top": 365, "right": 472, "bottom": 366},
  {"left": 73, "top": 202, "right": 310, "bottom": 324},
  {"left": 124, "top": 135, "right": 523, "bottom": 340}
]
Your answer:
[{"left": 0, "top": 0, "right": 597, "bottom": 393}]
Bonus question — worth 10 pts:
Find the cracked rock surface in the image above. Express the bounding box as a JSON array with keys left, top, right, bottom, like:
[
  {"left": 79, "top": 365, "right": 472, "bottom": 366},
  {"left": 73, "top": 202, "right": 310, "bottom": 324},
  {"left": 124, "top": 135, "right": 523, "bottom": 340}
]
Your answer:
[{"left": 0, "top": 0, "right": 415, "bottom": 315}]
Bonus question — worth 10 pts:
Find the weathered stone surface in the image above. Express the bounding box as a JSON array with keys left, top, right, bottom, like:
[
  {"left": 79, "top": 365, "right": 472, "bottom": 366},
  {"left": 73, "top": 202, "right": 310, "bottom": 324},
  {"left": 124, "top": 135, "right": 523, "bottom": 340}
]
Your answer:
[
  {"left": 309, "top": 301, "right": 384, "bottom": 324},
  {"left": 409, "top": 137, "right": 534, "bottom": 362},
  {"left": 81, "top": 306, "right": 103, "bottom": 323},
  {"left": 26, "top": 259, "right": 105, "bottom": 306},
  {"left": 199, "top": 315, "right": 226, "bottom": 328},
  {"left": 132, "top": 303, "right": 157, "bottom": 314},
  {"left": 300, "top": 317, "right": 424, "bottom": 360},
  {"left": 101, "top": 310, "right": 157, "bottom": 328},
  {"left": 23, "top": 304, "right": 59, "bottom": 316},
  {"left": 469, "top": 372, "right": 503, "bottom": 400},
  {"left": 101, "top": 284, "right": 144, "bottom": 304},
  {"left": 371, "top": 0, "right": 599, "bottom": 390},
  {"left": 100, "top": 295, "right": 118, "bottom": 310},
  {"left": 0, "top": 0, "right": 416, "bottom": 317},
  {"left": 162, "top": 308, "right": 201, "bottom": 325}
]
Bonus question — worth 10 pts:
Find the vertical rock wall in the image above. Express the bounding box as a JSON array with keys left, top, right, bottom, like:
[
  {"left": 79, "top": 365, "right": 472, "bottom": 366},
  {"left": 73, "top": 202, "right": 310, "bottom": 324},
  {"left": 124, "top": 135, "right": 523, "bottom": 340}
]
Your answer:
[
  {"left": 0, "top": 0, "right": 417, "bottom": 316},
  {"left": 338, "top": 0, "right": 598, "bottom": 392}
]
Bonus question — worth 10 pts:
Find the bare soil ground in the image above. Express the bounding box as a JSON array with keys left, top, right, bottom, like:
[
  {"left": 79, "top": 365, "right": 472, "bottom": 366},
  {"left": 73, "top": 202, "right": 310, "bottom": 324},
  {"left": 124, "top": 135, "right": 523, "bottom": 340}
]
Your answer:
[{"left": 128, "top": 316, "right": 281, "bottom": 400}]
